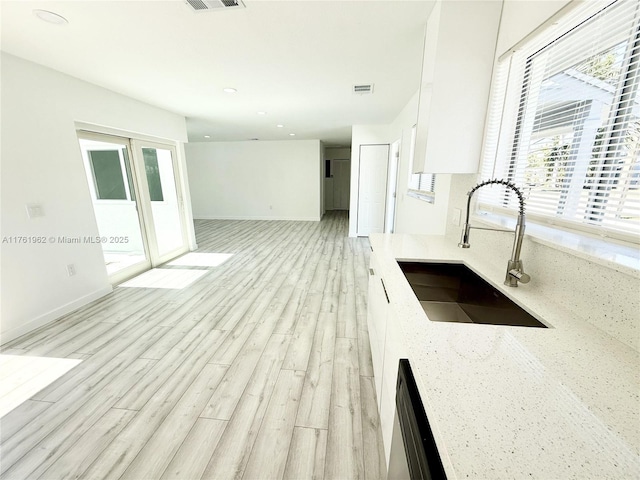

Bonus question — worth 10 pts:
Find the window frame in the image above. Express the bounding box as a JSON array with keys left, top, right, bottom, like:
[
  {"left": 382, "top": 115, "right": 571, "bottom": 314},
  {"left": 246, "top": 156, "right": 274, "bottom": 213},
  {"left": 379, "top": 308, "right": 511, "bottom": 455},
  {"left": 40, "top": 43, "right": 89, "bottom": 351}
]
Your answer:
[
  {"left": 478, "top": 0, "right": 640, "bottom": 245},
  {"left": 86, "top": 145, "right": 135, "bottom": 203}
]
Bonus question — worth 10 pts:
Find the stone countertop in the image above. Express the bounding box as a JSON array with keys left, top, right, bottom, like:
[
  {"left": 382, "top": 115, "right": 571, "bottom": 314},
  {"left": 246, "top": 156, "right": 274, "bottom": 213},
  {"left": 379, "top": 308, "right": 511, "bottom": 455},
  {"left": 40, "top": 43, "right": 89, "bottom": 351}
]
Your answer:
[{"left": 369, "top": 233, "right": 639, "bottom": 480}]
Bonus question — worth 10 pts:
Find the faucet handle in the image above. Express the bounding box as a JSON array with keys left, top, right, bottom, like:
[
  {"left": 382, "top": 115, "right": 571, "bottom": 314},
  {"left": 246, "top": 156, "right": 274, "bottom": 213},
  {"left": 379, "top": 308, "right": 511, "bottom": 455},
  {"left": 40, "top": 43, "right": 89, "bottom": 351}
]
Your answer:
[
  {"left": 505, "top": 259, "right": 530, "bottom": 286},
  {"left": 458, "top": 223, "right": 471, "bottom": 248},
  {"left": 508, "top": 269, "right": 530, "bottom": 284}
]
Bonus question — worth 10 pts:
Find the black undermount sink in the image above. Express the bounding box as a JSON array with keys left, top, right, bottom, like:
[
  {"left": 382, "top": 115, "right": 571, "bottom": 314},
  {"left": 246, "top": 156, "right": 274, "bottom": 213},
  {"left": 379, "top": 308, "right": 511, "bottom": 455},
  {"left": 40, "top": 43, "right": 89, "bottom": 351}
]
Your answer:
[{"left": 397, "top": 261, "right": 547, "bottom": 328}]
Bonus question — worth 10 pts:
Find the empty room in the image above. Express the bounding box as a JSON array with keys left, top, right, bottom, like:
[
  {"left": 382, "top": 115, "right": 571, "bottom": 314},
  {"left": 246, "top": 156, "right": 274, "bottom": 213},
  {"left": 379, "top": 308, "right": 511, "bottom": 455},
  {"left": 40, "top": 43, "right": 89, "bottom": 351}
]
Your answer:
[{"left": 1, "top": 1, "right": 638, "bottom": 479}]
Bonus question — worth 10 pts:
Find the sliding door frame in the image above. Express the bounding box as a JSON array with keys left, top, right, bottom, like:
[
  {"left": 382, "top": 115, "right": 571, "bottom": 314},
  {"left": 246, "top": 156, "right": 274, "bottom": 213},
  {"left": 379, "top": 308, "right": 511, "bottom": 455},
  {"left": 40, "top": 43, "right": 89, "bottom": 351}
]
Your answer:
[
  {"left": 77, "top": 131, "right": 153, "bottom": 284},
  {"left": 131, "top": 139, "right": 190, "bottom": 266},
  {"left": 78, "top": 130, "right": 191, "bottom": 283}
]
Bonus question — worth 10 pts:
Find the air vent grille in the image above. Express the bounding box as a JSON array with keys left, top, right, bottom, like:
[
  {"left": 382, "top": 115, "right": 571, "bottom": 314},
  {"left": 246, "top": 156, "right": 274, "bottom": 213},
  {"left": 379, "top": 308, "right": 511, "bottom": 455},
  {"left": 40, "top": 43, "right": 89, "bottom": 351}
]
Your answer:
[
  {"left": 187, "top": 0, "right": 208, "bottom": 10},
  {"left": 353, "top": 84, "right": 374, "bottom": 94},
  {"left": 186, "top": 0, "right": 245, "bottom": 12}
]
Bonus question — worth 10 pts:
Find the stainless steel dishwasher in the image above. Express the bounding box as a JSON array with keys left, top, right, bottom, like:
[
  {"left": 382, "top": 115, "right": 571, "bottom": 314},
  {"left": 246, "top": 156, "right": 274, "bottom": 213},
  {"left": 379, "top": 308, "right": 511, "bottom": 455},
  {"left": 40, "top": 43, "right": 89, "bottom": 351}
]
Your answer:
[{"left": 387, "top": 359, "right": 447, "bottom": 480}]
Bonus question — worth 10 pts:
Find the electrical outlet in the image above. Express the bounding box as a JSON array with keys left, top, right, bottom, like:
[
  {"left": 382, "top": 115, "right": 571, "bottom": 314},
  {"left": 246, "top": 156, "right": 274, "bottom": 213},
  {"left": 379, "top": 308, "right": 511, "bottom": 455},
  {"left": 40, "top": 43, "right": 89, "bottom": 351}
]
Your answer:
[
  {"left": 452, "top": 208, "right": 462, "bottom": 226},
  {"left": 66, "top": 264, "right": 76, "bottom": 277}
]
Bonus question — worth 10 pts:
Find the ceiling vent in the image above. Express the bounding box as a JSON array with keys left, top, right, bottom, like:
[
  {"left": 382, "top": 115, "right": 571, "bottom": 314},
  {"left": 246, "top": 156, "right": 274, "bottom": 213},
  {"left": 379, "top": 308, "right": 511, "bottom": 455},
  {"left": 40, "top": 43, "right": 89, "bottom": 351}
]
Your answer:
[
  {"left": 353, "top": 84, "right": 374, "bottom": 95},
  {"left": 186, "top": 0, "right": 245, "bottom": 12}
]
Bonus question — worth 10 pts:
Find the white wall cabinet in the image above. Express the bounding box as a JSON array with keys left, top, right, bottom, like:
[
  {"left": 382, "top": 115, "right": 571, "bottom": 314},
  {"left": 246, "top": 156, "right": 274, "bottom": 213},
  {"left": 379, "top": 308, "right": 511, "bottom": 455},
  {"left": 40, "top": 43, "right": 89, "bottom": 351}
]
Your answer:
[{"left": 413, "top": 0, "right": 502, "bottom": 174}]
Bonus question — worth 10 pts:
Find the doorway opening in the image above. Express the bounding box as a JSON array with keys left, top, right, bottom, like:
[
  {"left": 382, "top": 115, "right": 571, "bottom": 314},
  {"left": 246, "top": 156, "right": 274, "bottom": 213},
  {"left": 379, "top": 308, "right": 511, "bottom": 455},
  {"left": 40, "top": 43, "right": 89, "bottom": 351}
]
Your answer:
[{"left": 324, "top": 147, "right": 351, "bottom": 212}]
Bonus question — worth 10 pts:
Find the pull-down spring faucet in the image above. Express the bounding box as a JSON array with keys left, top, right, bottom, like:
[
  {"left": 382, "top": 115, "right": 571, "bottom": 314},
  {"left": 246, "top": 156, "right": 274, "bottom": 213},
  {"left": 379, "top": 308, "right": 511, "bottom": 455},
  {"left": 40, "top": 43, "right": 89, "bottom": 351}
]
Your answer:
[{"left": 458, "top": 179, "right": 531, "bottom": 287}]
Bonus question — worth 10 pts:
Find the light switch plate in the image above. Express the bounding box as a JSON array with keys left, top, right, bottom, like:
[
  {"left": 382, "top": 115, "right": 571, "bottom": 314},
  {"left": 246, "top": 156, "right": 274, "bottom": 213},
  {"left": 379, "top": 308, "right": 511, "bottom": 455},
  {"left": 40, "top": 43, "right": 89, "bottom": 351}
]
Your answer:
[{"left": 26, "top": 203, "right": 44, "bottom": 219}]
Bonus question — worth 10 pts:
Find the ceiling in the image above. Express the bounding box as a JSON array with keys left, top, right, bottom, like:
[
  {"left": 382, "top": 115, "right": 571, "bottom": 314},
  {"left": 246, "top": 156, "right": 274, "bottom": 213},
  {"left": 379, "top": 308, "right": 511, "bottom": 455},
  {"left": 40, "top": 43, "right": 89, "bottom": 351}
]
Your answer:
[{"left": 0, "top": 0, "right": 432, "bottom": 146}]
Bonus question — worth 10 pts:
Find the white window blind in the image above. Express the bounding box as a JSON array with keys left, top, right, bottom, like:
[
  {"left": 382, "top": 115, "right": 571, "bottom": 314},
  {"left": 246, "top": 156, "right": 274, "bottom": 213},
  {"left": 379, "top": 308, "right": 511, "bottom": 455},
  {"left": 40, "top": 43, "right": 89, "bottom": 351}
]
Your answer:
[
  {"left": 479, "top": 0, "right": 640, "bottom": 244},
  {"left": 408, "top": 125, "right": 436, "bottom": 196}
]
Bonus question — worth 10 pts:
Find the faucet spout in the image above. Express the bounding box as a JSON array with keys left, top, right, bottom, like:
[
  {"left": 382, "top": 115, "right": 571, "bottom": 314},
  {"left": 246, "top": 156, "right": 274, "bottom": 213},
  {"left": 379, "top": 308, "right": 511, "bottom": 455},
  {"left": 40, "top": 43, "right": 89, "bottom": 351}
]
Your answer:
[{"left": 457, "top": 179, "right": 531, "bottom": 287}]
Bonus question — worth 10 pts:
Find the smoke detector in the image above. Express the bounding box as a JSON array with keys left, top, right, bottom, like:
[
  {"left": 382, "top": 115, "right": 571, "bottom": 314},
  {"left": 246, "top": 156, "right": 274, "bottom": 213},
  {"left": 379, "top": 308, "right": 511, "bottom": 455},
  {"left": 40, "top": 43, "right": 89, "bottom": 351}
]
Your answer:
[
  {"left": 353, "top": 84, "right": 374, "bottom": 95},
  {"left": 186, "top": 0, "right": 245, "bottom": 12}
]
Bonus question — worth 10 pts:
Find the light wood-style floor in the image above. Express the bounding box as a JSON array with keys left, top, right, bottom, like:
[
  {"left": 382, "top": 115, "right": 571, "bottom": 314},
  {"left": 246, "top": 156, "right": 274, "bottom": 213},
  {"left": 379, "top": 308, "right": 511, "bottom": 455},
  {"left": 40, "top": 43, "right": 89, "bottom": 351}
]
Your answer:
[{"left": 0, "top": 211, "right": 386, "bottom": 480}]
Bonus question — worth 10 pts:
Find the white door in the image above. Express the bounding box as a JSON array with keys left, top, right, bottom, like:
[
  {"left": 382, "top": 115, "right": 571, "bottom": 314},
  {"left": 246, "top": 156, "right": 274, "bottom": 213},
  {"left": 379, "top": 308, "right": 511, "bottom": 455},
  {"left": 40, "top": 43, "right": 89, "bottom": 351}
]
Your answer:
[
  {"left": 357, "top": 144, "right": 389, "bottom": 236},
  {"left": 385, "top": 140, "right": 400, "bottom": 233},
  {"left": 333, "top": 159, "right": 351, "bottom": 210}
]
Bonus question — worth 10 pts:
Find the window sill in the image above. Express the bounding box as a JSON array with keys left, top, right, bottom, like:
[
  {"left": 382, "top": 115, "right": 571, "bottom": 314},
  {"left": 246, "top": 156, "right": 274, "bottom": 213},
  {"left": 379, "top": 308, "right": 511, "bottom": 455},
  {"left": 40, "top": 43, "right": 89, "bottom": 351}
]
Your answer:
[
  {"left": 472, "top": 211, "right": 640, "bottom": 278},
  {"left": 407, "top": 189, "right": 435, "bottom": 204}
]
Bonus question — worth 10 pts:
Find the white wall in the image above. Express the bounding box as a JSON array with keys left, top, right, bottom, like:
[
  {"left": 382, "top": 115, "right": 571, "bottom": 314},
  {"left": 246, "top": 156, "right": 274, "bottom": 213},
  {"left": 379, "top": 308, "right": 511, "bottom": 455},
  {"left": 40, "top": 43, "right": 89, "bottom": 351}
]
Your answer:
[
  {"left": 186, "top": 140, "right": 322, "bottom": 221},
  {"left": 0, "top": 53, "right": 189, "bottom": 344},
  {"left": 325, "top": 147, "right": 351, "bottom": 160}
]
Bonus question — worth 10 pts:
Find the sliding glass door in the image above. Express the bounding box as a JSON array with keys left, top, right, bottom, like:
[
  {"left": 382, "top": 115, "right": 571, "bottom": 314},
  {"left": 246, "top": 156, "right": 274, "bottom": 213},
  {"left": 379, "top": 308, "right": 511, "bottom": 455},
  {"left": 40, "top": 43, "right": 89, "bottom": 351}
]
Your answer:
[{"left": 78, "top": 132, "right": 188, "bottom": 283}]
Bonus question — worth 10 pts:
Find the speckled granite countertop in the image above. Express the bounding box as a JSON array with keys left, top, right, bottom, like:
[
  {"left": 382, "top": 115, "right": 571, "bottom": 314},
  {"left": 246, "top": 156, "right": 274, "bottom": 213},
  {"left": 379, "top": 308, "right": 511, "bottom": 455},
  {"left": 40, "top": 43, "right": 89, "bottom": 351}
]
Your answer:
[{"left": 369, "top": 233, "right": 639, "bottom": 479}]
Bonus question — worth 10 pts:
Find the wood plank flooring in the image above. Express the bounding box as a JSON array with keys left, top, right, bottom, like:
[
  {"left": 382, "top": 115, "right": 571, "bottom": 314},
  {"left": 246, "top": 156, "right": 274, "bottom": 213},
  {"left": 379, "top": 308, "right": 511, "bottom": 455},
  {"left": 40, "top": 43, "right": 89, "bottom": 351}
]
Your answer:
[{"left": 0, "top": 211, "right": 386, "bottom": 480}]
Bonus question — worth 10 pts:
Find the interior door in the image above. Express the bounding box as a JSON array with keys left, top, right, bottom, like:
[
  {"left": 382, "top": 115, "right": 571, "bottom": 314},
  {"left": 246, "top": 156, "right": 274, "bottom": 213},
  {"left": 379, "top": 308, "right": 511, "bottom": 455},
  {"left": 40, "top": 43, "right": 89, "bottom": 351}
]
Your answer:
[
  {"left": 132, "top": 140, "right": 189, "bottom": 265},
  {"left": 357, "top": 144, "right": 390, "bottom": 236},
  {"left": 78, "top": 133, "right": 151, "bottom": 282},
  {"left": 333, "top": 159, "right": 351, "bottom": 210}
]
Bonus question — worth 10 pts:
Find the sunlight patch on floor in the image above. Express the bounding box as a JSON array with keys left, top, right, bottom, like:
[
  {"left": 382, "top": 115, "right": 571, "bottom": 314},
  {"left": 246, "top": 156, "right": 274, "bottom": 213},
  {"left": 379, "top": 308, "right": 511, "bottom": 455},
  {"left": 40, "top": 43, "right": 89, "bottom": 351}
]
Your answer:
[
  {"left": 167, "top": 252, "right": 234, "bottom": 268},
  {"left": 104, "top": 252, "right": 146, "bottom": 275},
  {"left": 119, "top": 268, "right": 208, "bottom": 289},
  {"left": 0, "top": 355, "right": 82, "bottom": 418}
]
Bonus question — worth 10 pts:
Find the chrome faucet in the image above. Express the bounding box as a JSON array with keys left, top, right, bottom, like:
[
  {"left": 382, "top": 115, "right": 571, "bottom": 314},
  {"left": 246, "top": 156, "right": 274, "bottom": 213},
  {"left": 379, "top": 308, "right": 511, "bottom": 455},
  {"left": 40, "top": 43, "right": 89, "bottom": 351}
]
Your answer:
[{"left": 458, "top": 179, "right": 531, "bottom": 287}]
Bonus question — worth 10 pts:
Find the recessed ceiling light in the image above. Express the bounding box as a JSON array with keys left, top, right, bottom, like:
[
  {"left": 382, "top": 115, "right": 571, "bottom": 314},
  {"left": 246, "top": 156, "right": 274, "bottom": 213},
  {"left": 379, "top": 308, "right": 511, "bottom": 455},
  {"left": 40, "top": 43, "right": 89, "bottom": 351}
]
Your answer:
[
  {"left": 289, "top": 133, "right": 296, "bottom": 136},
  {"left": 223, "top": 87, "right": 237, "bottom": 93},
  {"left": 276, "top": 124, "right": 284, "bottom": 128},
  {"left": 204, "top": 135, "right": 211, "bottom": 139},
  {"left": 257, "top": 111, "right": 267, "bottom": 115},
  {"left": 33, "top": 9, "right": 68, "bottom": 25}
]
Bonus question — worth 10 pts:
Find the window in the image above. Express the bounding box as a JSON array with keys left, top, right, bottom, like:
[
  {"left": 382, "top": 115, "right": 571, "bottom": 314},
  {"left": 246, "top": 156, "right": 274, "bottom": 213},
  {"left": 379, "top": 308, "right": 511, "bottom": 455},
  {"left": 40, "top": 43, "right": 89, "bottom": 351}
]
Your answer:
[
  {"left": 88, "top": 149, "right": 129, "bottom": 200},
  {"left": 480, "top": 0, "right": 640, "bottom": 244},
  {"left": 408, "top": 125, "right": 436, "bottom": 201},
  {"left": 142, "top": 148, "right": 164, "bottom": 202}
]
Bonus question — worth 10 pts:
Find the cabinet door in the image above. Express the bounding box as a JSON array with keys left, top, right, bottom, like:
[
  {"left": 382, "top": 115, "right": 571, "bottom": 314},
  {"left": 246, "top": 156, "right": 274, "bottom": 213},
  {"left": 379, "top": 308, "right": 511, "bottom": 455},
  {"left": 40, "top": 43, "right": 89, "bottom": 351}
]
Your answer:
[
  {"left": 379, "top": 311, "right": 405, "bottom": 468},
  {"left": 413, "top": 0, "right": 502, "bottom": 174},
  {"left": 366, "top": 252, "right": 389, "bottom": 408}
]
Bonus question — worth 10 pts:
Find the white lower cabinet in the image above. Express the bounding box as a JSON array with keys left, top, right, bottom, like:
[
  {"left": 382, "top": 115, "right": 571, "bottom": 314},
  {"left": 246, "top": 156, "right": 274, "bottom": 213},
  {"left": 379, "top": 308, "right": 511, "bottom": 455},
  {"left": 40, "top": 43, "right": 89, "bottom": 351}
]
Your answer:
[
  {"left": 367, "top": 251, "right": 409, "bottom": 473},
  {"left": 367, "top": 252, "right": 389, "bottom": 408},
  {"left": 379, "top": 310, "right": 406, "bottom": 468}
]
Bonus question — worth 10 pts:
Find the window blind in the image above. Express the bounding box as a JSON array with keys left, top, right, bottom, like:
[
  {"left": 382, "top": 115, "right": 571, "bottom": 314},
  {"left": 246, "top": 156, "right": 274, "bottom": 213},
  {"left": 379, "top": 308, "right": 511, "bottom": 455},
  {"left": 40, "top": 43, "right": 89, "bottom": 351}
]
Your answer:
[{"left": 479, "top": 0, "right": 640, "bottom": 243}]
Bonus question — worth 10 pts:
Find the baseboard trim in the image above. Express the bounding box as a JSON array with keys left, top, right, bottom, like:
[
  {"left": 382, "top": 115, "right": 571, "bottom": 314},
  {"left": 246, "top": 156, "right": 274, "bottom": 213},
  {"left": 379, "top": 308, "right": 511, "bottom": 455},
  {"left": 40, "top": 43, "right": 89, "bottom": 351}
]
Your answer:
[
  {"left": 193, "top": 215, "right": 321, "bottom": 221},
  {"left": 1, "top": 286, "right": 113, "bottom": 346}
]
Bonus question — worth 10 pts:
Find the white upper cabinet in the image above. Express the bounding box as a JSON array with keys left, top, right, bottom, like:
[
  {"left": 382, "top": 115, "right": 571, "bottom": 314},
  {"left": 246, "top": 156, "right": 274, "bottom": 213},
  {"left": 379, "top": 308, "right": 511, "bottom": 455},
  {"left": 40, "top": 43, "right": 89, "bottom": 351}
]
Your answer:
[{"left": 413, "top": 0, "right": 502, "bottom": 174}]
